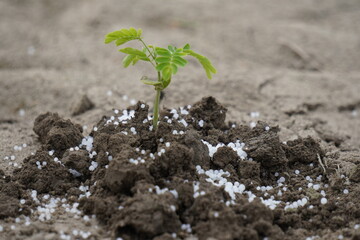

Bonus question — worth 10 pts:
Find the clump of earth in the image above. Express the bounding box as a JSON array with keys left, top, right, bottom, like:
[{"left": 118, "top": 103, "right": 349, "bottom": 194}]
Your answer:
[{"left": 1, "top": 97, "right": 360, "bottom": 240}]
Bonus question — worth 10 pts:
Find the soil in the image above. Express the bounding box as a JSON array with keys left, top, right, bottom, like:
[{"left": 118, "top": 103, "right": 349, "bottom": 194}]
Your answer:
[
  {"left": 0, "top": 96, "right": 359, "bottom": 240},
  {"left": 1, "top": 1, "right": 360, "bottom": 240}
]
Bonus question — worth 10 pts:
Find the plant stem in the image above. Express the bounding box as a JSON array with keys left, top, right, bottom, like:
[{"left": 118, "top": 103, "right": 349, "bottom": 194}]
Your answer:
[
  {"left": 138, "top": 38, "right": 162, "bottom": 130},
  {"left": 152, "top": 89, "right": 161, "bottom": 130},
  {"left": 139, "top": 39, "right": 157, "bottom": 67}
]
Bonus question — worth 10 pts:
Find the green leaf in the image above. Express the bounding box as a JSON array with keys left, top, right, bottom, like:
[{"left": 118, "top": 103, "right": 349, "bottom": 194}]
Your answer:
[
  {"left": 122, "top": 54, "right": 136, "bottom": 68},
  {"left": 120, "top": 47, "right": 150, "bottom": 67},
  {"left": 162, "top": 77, "right": 171, "bottom": 89},
  {"left": 137, "top": 29, "right": 143, "bottom": 36},
  {"left": 119, "top": 47, "right": 147, "bottom": 58},
  {"left": 172, "top": 56, "right": 187, "bottom": 66},
  {"left": 171, "top": 63, "right": 178, "bottom": 74},
  {"left": 155, "top": 47, "right": 171, "bottom": 57},
  {"left": 154, "top": 57, "right": 168, "bottom": 63},
  {"left": 184, "top": 49, "right": 216, "bottom": 79},
  {"left": 104, "top": 28, "right": 142, "bottom": 46},
  {"left": 168, "top": 45, "right": 175, "bottom": 52},
  {"left": 155, "top": 46, "right": 188, "bottom": 82},
  {"left": 132, "top": 58, "right": 140, "bottom": 65},
  {"left": 183, "top": 44, "right": 190, "bottom": 50},
  {"left": 174, "top": 51, "right": 187, "bottom": 57},
  {"left": 129, "top": 27, "right": 138, "bottom": 36},
  {"left": 162, "top": 66, "right": 172, "bottom": 81},
  {"left": 140, "top": 76, "right": 162, "bottom": 86}
]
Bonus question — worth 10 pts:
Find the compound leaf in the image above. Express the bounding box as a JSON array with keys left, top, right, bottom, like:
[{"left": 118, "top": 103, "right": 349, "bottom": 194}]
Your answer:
[
  {"left": 155, "top": 46, "right": 188, "bottom": 82},
  {"left": 104, "top": 27, "right": 142, "bottom": 46},
  {"left": 184, "top": 49, "right": 216, "bottom": 79}
]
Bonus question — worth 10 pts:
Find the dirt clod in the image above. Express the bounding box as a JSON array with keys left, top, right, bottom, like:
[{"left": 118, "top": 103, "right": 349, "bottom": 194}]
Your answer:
[
  {"left": 61, "top": 149, "right": 91, "bottom": 179},
  {"left": 189, "top": 96, "right": 227, "bottom": 130},
  {"left": 350, "top": 165, "right": 360, "bottom": 183},
  {"left": 71, "top": 94, "right": 95, "bottom": 116},
  {"left": 33, "top": 112, "right": 84, "bottom": 156},
  {"left": 111, "top": 193, "right": 181, "bottom": 239},
  {"left": 230, "top": 122, "right": 287, "bottom": 172},
  {"left": 212, "top": 146, "right": 239, "bottom": 169},
  {"left": 284, "top": 136, "right": 325, "bottom": 164},
  {"left": 13, "top": 151, "right": 77, "bottom": 195},
  {"left": 104, "top": 159, "right": 154, "bottom": 195}
]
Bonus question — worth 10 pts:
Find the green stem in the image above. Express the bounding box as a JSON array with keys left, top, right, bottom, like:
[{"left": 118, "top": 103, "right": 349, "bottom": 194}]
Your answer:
[
  {"left": 138, "top": 38, "right": 162, "bottom": 130},
  {"left": 139, "top": 39, "right": 157, "bottom": 67},
  {"left": 157, "top": 71, "right": 161, "bottom": 82},
  {"left": 153, "top": 89, "right": 161, "bottom": 130}
]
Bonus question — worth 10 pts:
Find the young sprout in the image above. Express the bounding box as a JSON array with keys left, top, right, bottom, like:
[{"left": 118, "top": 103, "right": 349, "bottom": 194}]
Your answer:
[{"left": 105, "top": 27, "right": 216, "bottom": 130}]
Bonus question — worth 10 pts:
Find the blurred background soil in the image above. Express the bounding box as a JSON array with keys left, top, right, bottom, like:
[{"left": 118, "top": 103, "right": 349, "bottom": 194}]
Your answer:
[{"left": 0, "top": 0, "right": 359, "bottom": 238}]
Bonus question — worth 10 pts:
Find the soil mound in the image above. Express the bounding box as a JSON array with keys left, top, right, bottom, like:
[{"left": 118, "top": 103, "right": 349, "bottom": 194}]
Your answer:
[{"left": 1, "top": 97, "right": 359, "bottom": 239}]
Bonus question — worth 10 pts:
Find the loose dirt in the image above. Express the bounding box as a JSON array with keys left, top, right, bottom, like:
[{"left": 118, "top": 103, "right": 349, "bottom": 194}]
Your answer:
[
  {"left": 1, "top": 0, "right": 360, "bottom": 239},
  {"left": 0, "top": 97, "right": 359, "bottom": 239}
]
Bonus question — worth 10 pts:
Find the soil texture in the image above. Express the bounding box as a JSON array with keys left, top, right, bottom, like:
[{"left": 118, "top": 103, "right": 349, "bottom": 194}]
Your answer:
[
  {"left": 1, "top": 97, "right": 360, "bottom": 240},
  {"left": 1, "top": 0, "right": 360, "bottom": 239}
]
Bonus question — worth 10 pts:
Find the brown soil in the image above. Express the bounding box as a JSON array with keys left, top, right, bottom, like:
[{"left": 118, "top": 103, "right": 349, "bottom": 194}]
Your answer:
[
  {"left": 1, "top": 1, "right": 360, "bottom": 239},
  {"left": 1, "top": 97, "right": 359, "bottom": 239}
]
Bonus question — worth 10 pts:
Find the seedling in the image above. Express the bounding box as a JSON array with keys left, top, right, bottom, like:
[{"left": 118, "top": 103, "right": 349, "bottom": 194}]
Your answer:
[{"left": 105, "top": 27, "right": 216, "bottom": 130}]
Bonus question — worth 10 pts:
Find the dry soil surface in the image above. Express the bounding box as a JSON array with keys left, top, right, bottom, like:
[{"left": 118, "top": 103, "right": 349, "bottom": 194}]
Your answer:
[{"left": 0, "top": 0, "right": 360, "bottom": 240}]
